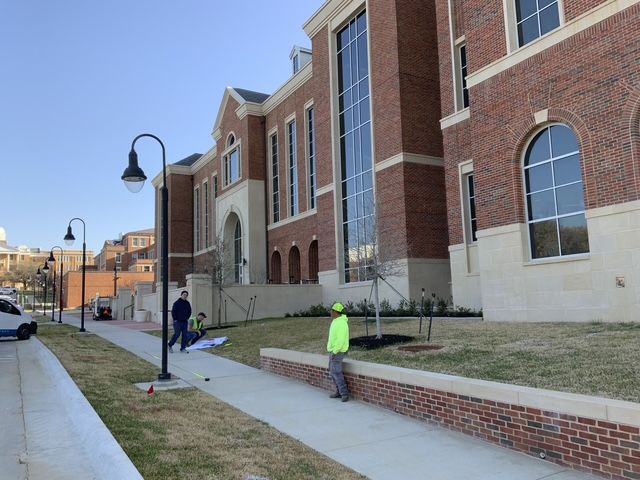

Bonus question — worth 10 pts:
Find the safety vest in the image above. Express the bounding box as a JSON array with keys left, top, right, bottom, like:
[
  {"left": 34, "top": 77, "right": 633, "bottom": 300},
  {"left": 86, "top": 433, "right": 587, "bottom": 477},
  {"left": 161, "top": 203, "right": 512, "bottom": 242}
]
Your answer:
[{"left": 191, "top": 316, "right": 203, "bottom": 330}]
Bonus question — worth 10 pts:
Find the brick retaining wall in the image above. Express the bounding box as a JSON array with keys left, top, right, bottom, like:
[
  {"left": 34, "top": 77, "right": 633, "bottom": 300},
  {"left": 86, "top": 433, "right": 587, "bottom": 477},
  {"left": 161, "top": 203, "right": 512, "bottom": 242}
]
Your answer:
[{"left": 261, "top": 348, "right": 640, "bottom": 480}]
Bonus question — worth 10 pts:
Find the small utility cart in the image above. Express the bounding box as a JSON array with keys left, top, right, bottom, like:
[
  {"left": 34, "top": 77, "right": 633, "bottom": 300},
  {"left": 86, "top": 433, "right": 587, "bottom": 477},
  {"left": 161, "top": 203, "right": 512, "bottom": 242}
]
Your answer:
[{"left": 92, "top": 296, "right": 113, "bottom": 321}]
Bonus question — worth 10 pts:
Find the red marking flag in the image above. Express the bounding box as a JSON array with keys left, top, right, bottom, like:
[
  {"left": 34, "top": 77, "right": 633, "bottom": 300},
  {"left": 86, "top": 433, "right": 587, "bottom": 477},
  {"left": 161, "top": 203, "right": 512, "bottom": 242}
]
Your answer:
[{"left": 147, "top": 385, "right": 154, "bottom": 397}]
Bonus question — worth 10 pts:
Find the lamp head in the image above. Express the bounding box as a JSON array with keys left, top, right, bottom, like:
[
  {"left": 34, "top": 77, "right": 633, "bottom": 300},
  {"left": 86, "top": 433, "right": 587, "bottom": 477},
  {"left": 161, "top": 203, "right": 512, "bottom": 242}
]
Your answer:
[
  {"left": 42, "top": 262, "right": 49, "bottom": 275},
  {"left": 64, "top": 225, "right": 75, "bottom": 246},
  {"left": 48, "top": 250, "right": 55, "bottom": 263},
  {"left": 122, "top": 149, "right": 147, "bottom": 193},
  {"left": 36, "top": 268, "right": 42, "bottom": 279}
]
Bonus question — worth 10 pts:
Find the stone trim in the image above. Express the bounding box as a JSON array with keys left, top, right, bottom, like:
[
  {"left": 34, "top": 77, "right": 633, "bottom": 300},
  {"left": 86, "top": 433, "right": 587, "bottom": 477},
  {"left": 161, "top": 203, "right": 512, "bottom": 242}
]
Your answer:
[{"left": 261, "top": 348, "right": 640, "bottom": 480}]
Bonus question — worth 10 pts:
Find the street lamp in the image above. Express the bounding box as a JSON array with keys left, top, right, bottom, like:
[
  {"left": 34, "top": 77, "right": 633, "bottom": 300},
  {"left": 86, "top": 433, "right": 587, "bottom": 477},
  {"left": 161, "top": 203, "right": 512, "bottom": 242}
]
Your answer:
[
  {"left": 113, "top": 265, "right": 120, "bottom": 297},
  {"left": 42, "top": 261, "right": 49, "bottom": 316},
  {"left": 35, "top": 268, "right": 41, "bottom": 312},
  {"left": 64, "top": 218, "right": 87, "bottom": 332},
  {"left": 48, "top": 246, "right": 64, "bottom": 323},
  {"left": 122, "top": 133, "right": 170, "bottom": 381}
]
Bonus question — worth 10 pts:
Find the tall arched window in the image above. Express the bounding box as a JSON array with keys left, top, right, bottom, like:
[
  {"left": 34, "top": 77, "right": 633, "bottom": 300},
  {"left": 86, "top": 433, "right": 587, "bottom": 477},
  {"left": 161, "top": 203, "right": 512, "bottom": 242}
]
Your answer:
[
  {"left": 289, "top": 246, "right": 300, "bottom": 284},
  {"left": 524, "top": 124, "right": 589, "bottom": 259},
  {"left": 270, "top": 251, "right": 282, "bottom": 284},
  {"left": 308, "top": 240, "right": 318, "bottom": 282},
  {"left": 234, "top": 220, "right": 243, "bottom": 283}
]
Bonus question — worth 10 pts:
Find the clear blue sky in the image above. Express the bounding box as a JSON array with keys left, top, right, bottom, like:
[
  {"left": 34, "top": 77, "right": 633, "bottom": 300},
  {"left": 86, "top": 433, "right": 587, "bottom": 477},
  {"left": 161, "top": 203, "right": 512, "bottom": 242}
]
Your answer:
[{"left": 0, "top": 0, "right": 322, "bottom": 254}]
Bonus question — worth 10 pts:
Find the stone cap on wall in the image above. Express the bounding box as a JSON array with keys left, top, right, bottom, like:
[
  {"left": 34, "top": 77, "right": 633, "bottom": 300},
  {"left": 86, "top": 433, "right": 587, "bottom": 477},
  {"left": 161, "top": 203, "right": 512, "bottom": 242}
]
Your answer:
[{"left": 260, "top": 348, "right": 639, "bottom": 427}]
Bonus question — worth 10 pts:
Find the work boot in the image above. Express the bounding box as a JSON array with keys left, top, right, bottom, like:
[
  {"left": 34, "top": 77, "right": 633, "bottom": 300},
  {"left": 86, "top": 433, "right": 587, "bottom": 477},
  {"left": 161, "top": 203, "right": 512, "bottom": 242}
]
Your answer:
[
  {"left": 168, "top": 344, "right": 173, "bottom": 353},
  {"left": 341, "top": 394, "right": 349, "bottom": 402},
  {"left": 329, "top": 391, "right": 341, "bottom": 398}
]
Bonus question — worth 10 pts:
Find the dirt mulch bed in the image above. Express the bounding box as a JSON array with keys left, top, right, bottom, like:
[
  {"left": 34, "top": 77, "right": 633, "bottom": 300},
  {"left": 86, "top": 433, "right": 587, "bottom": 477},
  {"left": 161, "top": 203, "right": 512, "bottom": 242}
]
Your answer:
[
  {"left": 350, "top": 334, "right": 415, "bottom": 350},
  {"left": 398, "top": 344, "right": 443, "bottom": 352}
]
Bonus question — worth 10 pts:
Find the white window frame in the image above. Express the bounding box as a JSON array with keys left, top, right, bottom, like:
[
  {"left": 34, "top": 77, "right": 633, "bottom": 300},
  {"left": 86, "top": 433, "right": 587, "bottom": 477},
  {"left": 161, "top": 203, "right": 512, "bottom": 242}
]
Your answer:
[
  {"left": 503, "top": 0, "right": 564, "bottom": 52},
  {"left": 194, "top": 186, "right": 201, "bottom": 251},
  {"left": 222, "top": 133, "right": 241, "bottom": 187},
  {"left": 268, "top": 127, "right": 280, "bottom": 223},
  {"left": 305, "top": 102, "right": 317, "bottom": 210},
  {"left": 454, "top": 37, "right": 469, "bottom": 111},
  {"left": 203, "top": 180, "right": 209, "bottom": 248},
  {"left": 286, "top": 115, "right": 299, "bottom": 217}
]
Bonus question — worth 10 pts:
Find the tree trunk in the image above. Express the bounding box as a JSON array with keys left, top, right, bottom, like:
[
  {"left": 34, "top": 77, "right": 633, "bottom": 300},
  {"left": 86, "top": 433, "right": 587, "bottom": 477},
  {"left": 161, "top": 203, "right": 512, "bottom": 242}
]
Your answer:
[
  {"left": 217, "top": 286, "right": 222, "bottom": 328},
  {"left": 374, "top": 275, "right": 382, "bottom": 339}
]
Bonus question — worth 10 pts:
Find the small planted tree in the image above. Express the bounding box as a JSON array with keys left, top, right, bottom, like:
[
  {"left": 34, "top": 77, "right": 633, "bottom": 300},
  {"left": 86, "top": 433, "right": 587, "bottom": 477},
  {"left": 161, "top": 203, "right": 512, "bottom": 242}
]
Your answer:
[{"left": 207, "top": 232, "right": 236, "bottom": 328}]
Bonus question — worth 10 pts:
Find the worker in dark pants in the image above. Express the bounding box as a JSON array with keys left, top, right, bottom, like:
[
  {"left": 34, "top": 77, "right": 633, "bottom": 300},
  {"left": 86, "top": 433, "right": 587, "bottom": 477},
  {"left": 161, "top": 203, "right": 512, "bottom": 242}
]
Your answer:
[{"left": 327, "top": 302, "right": 350, "bottom": 402}]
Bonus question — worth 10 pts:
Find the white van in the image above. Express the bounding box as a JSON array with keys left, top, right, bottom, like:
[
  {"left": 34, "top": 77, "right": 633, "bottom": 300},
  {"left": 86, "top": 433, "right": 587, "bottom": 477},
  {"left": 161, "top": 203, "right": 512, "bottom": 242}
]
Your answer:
[{"left": 0, "top": 298, "right": 35, "bottom": 340}]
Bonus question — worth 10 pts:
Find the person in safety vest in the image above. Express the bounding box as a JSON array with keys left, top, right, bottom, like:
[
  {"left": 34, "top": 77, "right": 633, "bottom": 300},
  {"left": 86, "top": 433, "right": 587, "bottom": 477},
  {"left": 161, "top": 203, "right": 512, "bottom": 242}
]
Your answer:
[
  {"left": 187, "top": 312, "right": 207, "bottom": 346},
  {"left": 327, "top": 302, "right": 350, "bottom": 402}
]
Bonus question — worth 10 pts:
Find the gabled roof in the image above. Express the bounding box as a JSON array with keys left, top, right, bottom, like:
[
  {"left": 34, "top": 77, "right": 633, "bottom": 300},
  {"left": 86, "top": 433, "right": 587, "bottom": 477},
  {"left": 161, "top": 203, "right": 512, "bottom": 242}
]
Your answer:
[
  {"left": 233, "top": 88, "right": 270, "bottom": 104},
  {"left": 173, "top": 153, "right": 203, "bottom": 166},
  {"left": 211, "top": 87, "right": 271, "bottom": 140}
]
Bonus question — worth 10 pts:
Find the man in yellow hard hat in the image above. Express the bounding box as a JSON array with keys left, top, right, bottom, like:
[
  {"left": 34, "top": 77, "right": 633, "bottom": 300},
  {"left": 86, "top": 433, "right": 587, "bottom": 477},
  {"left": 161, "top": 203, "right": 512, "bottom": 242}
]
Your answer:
[{"left": 327, "top": 302, "right": 350, "bottom": 402}]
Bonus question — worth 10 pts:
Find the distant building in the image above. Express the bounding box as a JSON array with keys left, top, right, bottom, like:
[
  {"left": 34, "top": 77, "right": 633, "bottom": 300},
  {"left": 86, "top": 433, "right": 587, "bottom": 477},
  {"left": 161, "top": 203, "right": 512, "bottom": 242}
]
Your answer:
[{"left": 95, "top": 229, "right": 155, "bottom": 273}]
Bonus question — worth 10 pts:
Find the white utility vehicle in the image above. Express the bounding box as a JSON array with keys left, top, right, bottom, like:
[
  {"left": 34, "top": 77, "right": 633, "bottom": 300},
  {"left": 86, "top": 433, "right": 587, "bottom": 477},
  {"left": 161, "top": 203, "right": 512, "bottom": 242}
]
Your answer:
[{"left": 0, "top": 298, "right": 35, "bottom": 340}]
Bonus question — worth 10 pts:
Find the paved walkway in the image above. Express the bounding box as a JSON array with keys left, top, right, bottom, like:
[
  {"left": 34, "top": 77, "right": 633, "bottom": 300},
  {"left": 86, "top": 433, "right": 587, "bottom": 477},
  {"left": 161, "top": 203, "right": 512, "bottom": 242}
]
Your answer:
[
  {"left": 52, "top": 313, "right": 598, "bottom": 480},
  {"left": 0, "top": 330, "right": 142, "bottom": 480}
]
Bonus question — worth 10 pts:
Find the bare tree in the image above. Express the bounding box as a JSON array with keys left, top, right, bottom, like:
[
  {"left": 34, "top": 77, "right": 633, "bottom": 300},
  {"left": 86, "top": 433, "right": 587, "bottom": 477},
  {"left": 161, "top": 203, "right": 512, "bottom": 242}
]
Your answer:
[
  {"left": 345, "top": 197, "right": 406, "bottom": 339},
  {"left": 207, "top": 231, "right": 236, "bottom": 327}
]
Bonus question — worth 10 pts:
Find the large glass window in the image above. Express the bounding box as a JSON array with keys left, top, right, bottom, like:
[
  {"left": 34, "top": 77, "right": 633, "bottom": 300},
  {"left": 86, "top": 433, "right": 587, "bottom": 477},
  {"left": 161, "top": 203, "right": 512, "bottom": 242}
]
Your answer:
[
  {"left": 271, "top": 133, "right": 280, "bottom": 222},
  {"left": 337, "top": 10, "right": 374, "bottom": 283},
  {"left": 524, "top": 124, "right": 589, "bottom": 259},
  {"left": 515, "top": 0, "right": 560, "bottom": 47},
  {"left": 288, "top": 120, "right": 298, "bottom": 216},
  {"left": 307, "top": 107, "right": 317, "bottom": 209},
  {"left": 466, "top": 174, "right": 477, "bottom": 242},
  {"left": 459, "top": 44, "right": 469, "bottom": 109},
  {"left": 203, "top": 181, "right": 209, "bottom": 247},
  {"left": 223, "top": 134, "right": 240, "bottom": 187},
  {"left": 194, "top": 187, "right": 201, "bottom": 251}
]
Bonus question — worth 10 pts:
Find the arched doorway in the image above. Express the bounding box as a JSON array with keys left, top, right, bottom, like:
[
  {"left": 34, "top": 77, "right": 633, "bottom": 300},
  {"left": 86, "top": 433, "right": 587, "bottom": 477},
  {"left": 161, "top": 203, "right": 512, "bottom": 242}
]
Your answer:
[
  {"left": 271, "top": 251, "right": 282, "bottom": 284},
  {"left": 289, "top": 246, "right": 300, "bottom": 284},
  {"left": 308, "top": 240, "right": 318, "bottom": 282}
]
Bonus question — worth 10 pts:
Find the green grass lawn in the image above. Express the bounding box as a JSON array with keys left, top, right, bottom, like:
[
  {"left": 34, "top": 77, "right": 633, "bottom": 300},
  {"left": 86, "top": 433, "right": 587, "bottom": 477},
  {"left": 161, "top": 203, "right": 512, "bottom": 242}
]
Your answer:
[
  {"left": 36, "top": 322, "right": 365, "bottom": 480},
  {"left": 155, "top": 316, "right": 640, "bottom": 403}
]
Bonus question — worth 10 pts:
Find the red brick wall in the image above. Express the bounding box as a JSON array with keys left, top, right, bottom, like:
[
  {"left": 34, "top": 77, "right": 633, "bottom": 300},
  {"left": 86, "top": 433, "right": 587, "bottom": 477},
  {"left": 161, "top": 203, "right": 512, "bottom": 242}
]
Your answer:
[
  {"left": 262, "top": 354, "right": 640, "bottom": 480},
  {"left": 267, "top": 214, "right": 319, "bottom": 283},
  {"left": 62, "top": 271, "right": 154, "bottom": 308},
  {"left": 441, "top": 4, "right": 640, "bottom": 235}
]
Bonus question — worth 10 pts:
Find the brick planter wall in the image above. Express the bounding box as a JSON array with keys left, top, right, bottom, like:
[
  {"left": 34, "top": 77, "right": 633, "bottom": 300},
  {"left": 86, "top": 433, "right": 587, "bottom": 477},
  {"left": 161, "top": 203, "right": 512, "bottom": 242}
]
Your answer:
[{"left": 261, "top": 349, "right": 640, "bottom": 480}]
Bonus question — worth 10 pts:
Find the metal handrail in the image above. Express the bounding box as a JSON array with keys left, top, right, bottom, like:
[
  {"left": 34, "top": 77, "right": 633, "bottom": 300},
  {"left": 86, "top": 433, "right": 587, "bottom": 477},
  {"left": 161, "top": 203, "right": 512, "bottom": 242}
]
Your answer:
[{"left": 123, "top": 303, "right": 135, "bottom": 320}]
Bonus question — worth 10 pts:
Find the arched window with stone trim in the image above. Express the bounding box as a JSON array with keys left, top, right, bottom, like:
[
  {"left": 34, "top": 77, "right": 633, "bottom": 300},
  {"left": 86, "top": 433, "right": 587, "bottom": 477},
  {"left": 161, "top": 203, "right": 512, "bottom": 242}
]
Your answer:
[{"left": 524, "top": 124, "right": 589, "bottom": 259}]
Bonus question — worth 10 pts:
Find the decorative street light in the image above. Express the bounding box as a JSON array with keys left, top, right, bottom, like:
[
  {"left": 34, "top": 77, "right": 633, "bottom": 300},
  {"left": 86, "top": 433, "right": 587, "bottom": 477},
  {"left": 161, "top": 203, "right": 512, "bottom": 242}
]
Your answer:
[
  {"left": 42, "top": 261, "right": 49, "bottom": 316},
  {"left": 48, "top": 246, "right": 64, "bottom": 323},
  {"left": 113, "top": 265, "right": 120, "bottom": 297},
  {"left": 64, "top": 218, "right": 87, "bottom": 332},
  {"left": 122, "top": 133, "right": 171, "bottom": 381},
  {"left": 35, "top": 268, "right": 42, "bottom": 312}
]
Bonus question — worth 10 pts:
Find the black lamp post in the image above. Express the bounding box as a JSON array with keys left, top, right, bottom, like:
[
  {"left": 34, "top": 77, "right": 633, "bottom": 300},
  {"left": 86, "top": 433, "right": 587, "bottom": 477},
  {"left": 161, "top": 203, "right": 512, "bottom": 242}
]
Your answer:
[
  {"left": 122, "top": 133, "right": 171, "bottom": 381},
  {"left": 113, "top": 265, "right": 120, "bottom": 297},
  {"left": 48, "top": 246, "right": 64, "bottom": 323},
  {"left": 35, "top": 268, "right": 41, "bottom": 312},
  {"left": 42, "top": 261, "right": 49, "bottom": 316},
  {"left": 64, "top": 218, "right": 87, "bottom": 332}
]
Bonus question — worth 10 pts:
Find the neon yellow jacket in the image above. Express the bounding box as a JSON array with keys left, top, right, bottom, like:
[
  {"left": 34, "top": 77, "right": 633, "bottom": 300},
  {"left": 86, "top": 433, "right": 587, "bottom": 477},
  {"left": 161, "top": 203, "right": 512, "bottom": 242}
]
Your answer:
[
  {"left": 189, "top": 316, "right": 203, "bottom": 332},
  {"left": 327, "top": 314, "right": 349, "bottom": 354}
]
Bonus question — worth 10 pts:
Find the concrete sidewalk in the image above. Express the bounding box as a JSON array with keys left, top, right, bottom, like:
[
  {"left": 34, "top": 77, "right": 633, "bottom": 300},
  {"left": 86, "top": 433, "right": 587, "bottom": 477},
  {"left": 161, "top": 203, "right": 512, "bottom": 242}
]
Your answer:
[
  {"left": 0, "top": 334, "right": 142, "bottom": 480},
  {"left": 58, "top": 313, "right": 598, "bottom": 480}
]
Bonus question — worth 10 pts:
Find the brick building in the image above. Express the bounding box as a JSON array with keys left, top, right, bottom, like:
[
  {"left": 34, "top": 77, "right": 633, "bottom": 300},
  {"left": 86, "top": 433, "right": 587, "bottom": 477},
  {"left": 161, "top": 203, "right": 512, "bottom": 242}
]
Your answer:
[
  {"left": 154, "top": 0, "right": 640, "bottom": 321},
  {"left": 95, "top": 229, "right": 155, "bottom": 273},
  {"left": 437, "top": 0, "right": 640, "bottom": 321}
]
